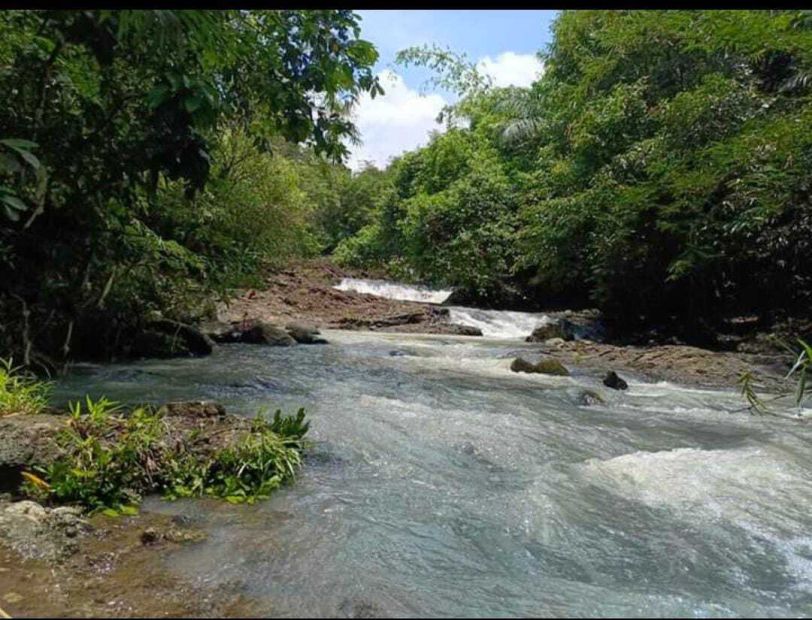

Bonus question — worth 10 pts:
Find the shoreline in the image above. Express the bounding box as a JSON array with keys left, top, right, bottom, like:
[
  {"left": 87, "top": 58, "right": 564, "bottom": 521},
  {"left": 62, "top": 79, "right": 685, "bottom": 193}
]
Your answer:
[{"left": 217, "top": 259, "right": 791, "bottom": 393}]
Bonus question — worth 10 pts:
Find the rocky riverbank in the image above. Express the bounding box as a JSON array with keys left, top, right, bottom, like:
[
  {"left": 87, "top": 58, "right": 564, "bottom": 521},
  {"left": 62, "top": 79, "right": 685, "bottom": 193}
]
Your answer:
[
  {"left": 0, "top": 397, "right": 310, "bottom": 618},
  {"left": 216, "top": 259, "right": 483, "bottom": 336},
  {"left": 215, "top": 260, "right": 793, "bottom": 392}
]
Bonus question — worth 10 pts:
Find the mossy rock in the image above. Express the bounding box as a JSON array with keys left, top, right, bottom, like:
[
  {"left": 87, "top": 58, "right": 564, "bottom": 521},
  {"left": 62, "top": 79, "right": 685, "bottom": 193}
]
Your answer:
[{"left": 510, "top": 357, "right": 570, "bottom": 376}]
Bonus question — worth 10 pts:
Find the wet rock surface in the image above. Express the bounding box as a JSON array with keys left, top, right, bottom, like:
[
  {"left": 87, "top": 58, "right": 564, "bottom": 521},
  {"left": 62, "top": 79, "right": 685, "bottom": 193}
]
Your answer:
[
  {"left": 286, "top": 321, "right": 328, "bottom": 344},
  {"left": 603, "top": 371, "right": 629, "bottom": 390},
  {"left": 219, "top": 259, "right": 488, "bottom": 336},
  {"left": 510, "top": 357, "right": 570, "bottom": 376}
]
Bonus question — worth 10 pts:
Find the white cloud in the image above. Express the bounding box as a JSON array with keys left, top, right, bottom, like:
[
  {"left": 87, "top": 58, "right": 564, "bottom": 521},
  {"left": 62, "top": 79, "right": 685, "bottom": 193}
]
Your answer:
[
  {"left": 347, "top": 69, "right": 447, "bottom": 171},
  {"left": 346, "top": 52, "right": 544, "bottom": 171},
  {"left": 476, "top": 51, "right": 544, "bottom": 88}
]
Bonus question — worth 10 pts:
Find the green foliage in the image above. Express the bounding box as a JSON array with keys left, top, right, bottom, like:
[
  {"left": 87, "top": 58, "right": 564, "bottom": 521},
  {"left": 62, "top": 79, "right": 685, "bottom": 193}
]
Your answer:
[
  {"left": 267, "top": 407, "right": 310, "bottom": 440},
  {"left": 738, "top": 339, "right": 812, "bottom": 415},
  {"left": 0, "top": 357, "right": 51, "bottom": 416},
  {"left": 0, "top": 10, "right": 381, "bottom": 368},
  {"left": 31, "top": 397, "right": 310, "bottom": 511},
  {"left": 340, "top": 10, "right": 812, "bottom": 329}
]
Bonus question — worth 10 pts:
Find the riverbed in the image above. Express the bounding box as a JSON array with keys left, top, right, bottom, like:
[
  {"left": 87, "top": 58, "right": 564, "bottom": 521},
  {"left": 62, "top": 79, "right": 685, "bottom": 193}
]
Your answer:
[{"left": 51, "top": 328, "right": 812, "bottom": 617}]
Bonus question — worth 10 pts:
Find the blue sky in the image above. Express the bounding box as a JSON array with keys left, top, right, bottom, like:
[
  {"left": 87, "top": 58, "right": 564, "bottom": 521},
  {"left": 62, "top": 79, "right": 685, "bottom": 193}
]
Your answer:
[{"left": 347, "top": 10, "right": 559, "bottom": 169}]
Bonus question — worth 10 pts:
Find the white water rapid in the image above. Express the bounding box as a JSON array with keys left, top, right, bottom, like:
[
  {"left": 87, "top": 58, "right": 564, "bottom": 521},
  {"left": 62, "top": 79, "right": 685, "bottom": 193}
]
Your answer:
[{"left": 333, "top": 277, "right": 552, "bottom": 339}]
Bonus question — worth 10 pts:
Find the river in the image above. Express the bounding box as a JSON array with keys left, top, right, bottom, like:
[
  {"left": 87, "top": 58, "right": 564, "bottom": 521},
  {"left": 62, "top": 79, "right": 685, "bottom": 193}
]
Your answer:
[{"left": 50, "top": 283, "right": 812, "bottom": 617}]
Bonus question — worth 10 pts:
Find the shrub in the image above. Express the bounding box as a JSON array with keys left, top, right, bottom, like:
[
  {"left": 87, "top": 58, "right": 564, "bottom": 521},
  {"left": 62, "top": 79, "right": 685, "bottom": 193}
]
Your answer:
[{"left": 0, "top": 358, "right": 51, "bottom": 417}]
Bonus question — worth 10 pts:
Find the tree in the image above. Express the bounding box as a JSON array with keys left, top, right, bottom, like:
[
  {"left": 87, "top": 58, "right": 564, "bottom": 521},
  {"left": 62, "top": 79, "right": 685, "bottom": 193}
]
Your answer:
[{"left": 0, "top": 9, "right": 382, "bottom": 369}]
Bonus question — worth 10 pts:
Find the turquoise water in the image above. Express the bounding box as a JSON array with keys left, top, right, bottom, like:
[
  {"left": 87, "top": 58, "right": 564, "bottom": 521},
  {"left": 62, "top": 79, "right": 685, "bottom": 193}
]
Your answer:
[{"left": 54, "top": 330, "right": 812, "bottom": 617}]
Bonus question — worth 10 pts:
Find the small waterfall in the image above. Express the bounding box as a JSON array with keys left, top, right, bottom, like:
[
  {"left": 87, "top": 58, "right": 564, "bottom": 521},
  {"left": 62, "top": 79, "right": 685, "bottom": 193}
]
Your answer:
[
  {"left": 447, "top": 307, "right": 552, "bottom": 339},
  {"left": 332, "top": 277, "right": 551, "bottom": 339},
  {"left": 333, "top": 277, "right": 453, "bottom": 304}
]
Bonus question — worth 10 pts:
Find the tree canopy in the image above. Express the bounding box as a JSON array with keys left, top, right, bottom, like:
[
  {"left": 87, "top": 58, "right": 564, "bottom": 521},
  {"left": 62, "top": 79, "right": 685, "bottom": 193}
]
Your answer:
[{"left": 335, "top": 10, "right": 812, "bottom": 338}]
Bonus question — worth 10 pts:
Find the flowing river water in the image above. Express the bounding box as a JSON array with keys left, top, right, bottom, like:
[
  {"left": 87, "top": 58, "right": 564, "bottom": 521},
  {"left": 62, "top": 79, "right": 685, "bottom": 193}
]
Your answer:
[{"left": 51, "top": 282, "right": 812, "bottom": 617}]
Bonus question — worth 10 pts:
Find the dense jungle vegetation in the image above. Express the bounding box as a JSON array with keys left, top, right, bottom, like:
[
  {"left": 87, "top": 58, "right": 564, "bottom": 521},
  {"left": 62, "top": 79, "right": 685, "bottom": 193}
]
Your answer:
[
  {"left": 2, "top": 10, "right": 812, "bottom": 370},
  {"left": 0, "top": 10, "right": 382, "bottom": 370},
  {"left": 337, "top": 10, "right": 812, "bottom": 340}
]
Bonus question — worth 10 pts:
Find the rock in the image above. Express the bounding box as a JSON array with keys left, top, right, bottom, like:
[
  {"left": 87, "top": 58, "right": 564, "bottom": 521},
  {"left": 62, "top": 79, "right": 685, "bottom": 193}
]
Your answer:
[
  {"left": 5, "top": 500, "right": 47, "bottom": 522},
  {"left": 140, "top": 527, "right": 159, "bottom": 546},
  {"left": 242, "top": 322, "right": 297, "bottom": 346},
  {"left": 203, "top": 321, "right": 244, "bottom": 344},
  {"left": 534, "top": 358, "right": 571, "bottom": 376},
  {"left": 510, "top": 357, "right": 570, "bottom": 376},
  {"left": 574, "top": 389, "right": 605, "bottom": 406},
  {"left": 147, "top": 319, "right": 214, "bottom": 356},
  {"left": 447, "top": 324, "right": 483, "bottom": 336},
  {"left": 603, "top": 371, "right": 628, "bottom": 390},
  {"left": 159, "top": 401, "right": 226, "bottom": 419},
  {"left": 0, "top": 415, "right": 65, "bottom": 487},
  {"left": 0, "top": 500, "right": 91, "bottom": 561},
  {"left": 526, "top": 319, "right": 576, "bottom": 343},
  {"left": 285, "top": 322, "right": 328, "bottom": 344},
  {"left": 164, "top": 527, "right": 206, "bottom": 544}
]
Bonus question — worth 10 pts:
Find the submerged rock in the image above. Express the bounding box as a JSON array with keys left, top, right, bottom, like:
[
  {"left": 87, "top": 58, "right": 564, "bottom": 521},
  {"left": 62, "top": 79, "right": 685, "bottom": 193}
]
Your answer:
[
  {"left": 285, "top": 321, "right": 328, "bottom": 344},
  {"left": 574, "top": 389, "right": 605, "bottom": 406},
  {"left": 603, "top": 371, "right": 628, "bottom": 390},
  {"left": 510, "top": 357, "right": 570, "bottom": 376}
]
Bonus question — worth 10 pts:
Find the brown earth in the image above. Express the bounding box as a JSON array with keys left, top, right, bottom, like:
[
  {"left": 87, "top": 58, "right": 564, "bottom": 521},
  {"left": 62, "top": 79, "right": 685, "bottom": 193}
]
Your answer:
[
  {"left": 0, "top": 507, "right": 264, "bottom": 618},
  {"left": 216, "top": 258, "right": 477, "bottom": 335}
]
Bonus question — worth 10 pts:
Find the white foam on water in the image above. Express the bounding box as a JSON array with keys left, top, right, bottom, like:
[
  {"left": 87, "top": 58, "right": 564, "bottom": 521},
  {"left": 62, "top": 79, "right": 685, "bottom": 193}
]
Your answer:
[
  {"left": 333, "top": 277, "right": 453, "bottom": 304},
  {"left": 579, "top": 446, "right": 812, "bottom": 527},
  {"left": 447, "top": 307, "right": 552, "bottom": 339}
]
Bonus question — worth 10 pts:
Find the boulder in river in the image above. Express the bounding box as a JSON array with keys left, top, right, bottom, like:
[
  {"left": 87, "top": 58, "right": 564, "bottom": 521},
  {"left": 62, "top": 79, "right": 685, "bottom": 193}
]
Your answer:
[
  {"left": 603, "top": 371, "right": 628, "bottom": 390},
  {"left": 285, "top": 322, "right": 328, "bottom": 344},
  {"left": 526, "top": 319, "right": 576, "bottom": 343},
  {"left": 242, "top": 321, "right": 297, "bottom": 346},
  {"left": 574, "top": 389, "right": 605, "bottom": 406},
  {"left": 0, "top": 500, "right": 91, "bottom": 561},
  {"left": 510, "top": 357, "right": 570, "bottom": 376},
  {"left": 447, "top": 324, "right": 483, "bottom": 336}
]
